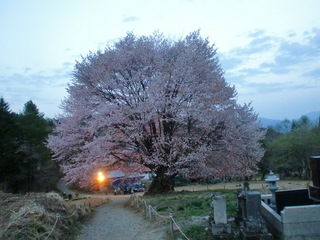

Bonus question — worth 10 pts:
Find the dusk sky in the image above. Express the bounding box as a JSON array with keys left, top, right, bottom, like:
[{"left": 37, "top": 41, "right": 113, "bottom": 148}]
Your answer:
[{"left": 1, "top": 0, "right": 319, "bottom": 120}]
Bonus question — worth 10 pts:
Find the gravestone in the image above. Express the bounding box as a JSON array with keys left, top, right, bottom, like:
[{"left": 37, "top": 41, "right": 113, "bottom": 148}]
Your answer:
[
  {"left": 237, "top": 182, "right": 272, "bottom": 240},
  {"left": 211, "top": 194, "right": 227, "bottom": 224},
  {"left": 210, "top": 193, "right": 233, "bottom": 239},
  {"left": 309, "top": 156, "right": 320, "bottom": 201},
  {"left": 235, "top": 188, "right": 244, "bottom": 226},
  {"left": 245, "top": 191, "right": 262, "bottom": 223}
]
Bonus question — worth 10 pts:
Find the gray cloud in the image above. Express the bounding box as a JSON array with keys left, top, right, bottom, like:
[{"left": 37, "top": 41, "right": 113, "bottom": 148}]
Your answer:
[
  {"left": 245, "top": 81, "right": 314, "bottom": 94},
  {"left": 62, "top": 62, "right": 74, "bottom": 68},
  {"left": 258, "top": 62, "right": 290, "bottom": 75},
  {"left": 123, "top": 16, "right": 139, "bottom": 22},
  {"left": 278, "top": 42, "right": 315, "bottom": 60},
  {"left": 0, "top": 64, "right": 71, "bottom": 117},
  {"left": 223, "top": 28, "right": 320, "bottom": 77},
  {"left": 24, "top": 67, "right": 31, "bottom": 74},
  {"left": 224, "top": 76, "right": 245, "bottom": 88},
  {"left": 227, "top": 72, "right": 316, "bottom": 96},
  {"left": 247, "top": 29, "right": 265, "bottom": 38},
  {"left": 231, "top": 30, "right": 276, "bottom": 55},
  {"left": 219, "top": 54, "right": 243, "bottom": 70},
  {"left": 263, "top": 31, "right": 320, "bottom": 75},
  {"left": 304, "top": 28, "right": 320, "bottom": 48},
  {"left": 303, "top": 68, "right": 320, "bottom": 80},
  {"left": 220, "top": 28, "right": 320, "bottom": 102}
]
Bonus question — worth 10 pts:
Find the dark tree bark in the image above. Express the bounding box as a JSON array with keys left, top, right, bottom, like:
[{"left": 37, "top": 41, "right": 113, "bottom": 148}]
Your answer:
[{"left": 146, "top": 167, "right": 175, "bottom": 194}]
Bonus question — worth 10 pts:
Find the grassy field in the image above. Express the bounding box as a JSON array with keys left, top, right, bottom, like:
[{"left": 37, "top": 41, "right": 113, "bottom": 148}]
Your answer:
[{"left": 175, "top": 179, "right": 310, "bottom": 193}]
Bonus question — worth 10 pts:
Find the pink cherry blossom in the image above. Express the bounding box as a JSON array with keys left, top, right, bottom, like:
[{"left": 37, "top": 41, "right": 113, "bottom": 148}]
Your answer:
[{"left": 47, "top": 31, "right": 265, "bottom": 193}]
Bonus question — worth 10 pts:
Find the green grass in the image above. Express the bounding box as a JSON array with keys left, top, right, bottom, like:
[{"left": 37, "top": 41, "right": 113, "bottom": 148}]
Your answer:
[
  {"left": 142, "top": 189, "right": 237, "bottom": 218},
  {"left": 141, "top": 189, "right": 237, "bottom": 239},
  {"left": 183, "top": 225, "right": 209, "bottom": 240}
]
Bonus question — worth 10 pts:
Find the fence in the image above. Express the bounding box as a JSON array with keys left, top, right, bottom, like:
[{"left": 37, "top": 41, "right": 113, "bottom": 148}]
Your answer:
[{"left": 130, "top": 193, "right": 190, "bottom": 240}]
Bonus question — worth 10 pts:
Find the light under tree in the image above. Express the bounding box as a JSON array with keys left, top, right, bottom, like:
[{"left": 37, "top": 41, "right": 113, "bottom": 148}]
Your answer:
[{"left": 48, "top": 31, "right": 265, "bottom": 194}]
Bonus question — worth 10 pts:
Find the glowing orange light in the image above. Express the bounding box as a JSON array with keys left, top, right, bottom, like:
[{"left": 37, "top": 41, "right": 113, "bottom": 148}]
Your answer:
[{"left": 97, "top": 172, "right": 105, "bottom": 182}]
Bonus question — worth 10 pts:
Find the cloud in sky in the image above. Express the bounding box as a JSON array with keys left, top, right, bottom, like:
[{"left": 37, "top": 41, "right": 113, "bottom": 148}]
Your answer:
[
  {"left": 219, "top": 27, "right": 320, "bottom": 119},
  {"left": 123, "top": 16, "right": 139, "bottom": 23},
  {"left": 0, "top": 66, "right": 70, "bottom": 116},
  {"left": 0, "top": 0, "right": 319, "bottom": 120}
]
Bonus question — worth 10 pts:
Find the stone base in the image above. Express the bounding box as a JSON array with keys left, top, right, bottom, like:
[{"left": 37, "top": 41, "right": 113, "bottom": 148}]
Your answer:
[
  {"left": 240, "top": 229, "right": 273, "bottom": 240},
  {"left": 211, "top": 222, "right": 236, "bottom": 240},
  {"left": 211, "top": 223, "right": 232, "bottom": 235},
  {"left": 211, "top": 233, "right": 236, "bottom": 240}
]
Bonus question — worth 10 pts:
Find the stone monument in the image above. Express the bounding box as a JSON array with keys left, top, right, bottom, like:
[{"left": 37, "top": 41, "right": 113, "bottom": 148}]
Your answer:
[
  {"left": 210, "top": 192, "right": 233, "bottom": 240},
  {"left": 265, "top": 170, "right": 279, "bottom": 211},
  {"left": 237, "top": 182, "right": 272, "bottom": 240}
]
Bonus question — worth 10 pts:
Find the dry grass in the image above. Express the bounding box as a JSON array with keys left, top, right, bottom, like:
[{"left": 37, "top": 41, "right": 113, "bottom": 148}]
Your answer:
[
  {"left": 0, "top": 192, "right": 108, "bottom": 240},
  {"left": 175, "top": 180, "right": 310, "bottom": 194}
]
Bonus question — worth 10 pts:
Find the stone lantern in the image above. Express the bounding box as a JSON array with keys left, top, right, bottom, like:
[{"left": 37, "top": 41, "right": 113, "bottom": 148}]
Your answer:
[{"left": 265, "top": 170, "right": 279, "bottom": 211}]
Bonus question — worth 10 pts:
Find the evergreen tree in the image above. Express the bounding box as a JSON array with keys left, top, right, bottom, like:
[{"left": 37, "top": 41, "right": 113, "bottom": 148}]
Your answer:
[
  {"left": 258, "top": 127, "right": 282, "bottom": 179},
  {"left": 16, "top": 101, "right": 54, "bottom": 192},
  {"left": 0, "top": 97, "right": 20, "bottom": 191}
]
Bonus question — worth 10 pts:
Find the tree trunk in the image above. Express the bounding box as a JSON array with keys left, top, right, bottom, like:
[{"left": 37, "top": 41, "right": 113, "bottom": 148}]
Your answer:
[
  {"left": 303, "top": 159, "right": 311, "bottom": 180},
  {"left": 146, "top": 167, "right": 175, "bottom": 195}
]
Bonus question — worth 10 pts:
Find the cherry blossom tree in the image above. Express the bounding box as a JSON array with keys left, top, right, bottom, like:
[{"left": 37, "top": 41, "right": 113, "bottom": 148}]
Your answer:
[{"left": 48, "top": 31, "right": 265, "bottom": 194}]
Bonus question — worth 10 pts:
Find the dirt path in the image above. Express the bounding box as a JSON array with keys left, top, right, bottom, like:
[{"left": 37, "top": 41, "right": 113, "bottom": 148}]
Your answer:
[
  {"left": 56, "top": 179, "right": 74, "bottom": 195},
  {"left": 76, "top": 195, "right": 167, "bottom": 240}
]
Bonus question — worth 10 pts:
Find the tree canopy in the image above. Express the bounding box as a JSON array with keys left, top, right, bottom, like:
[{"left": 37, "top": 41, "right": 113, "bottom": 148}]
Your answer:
[
  {"left": 48, "top": 31, "right": 265, "bottom": 193},
  {"left": 0, "top": 98, "right": 57, "bottom": 193},
  {"left": 263, "top": 116, "right": 320, "bottom": 179},
  {"left": 0, "top": 97, "right": 20, "bottom": 185},
  {"left": 16, "top": 101, "right": 53, "bottom": 191}
]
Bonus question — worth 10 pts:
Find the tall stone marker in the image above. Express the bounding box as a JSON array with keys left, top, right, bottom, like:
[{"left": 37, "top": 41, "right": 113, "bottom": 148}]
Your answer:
[
  {"left": 238, "top": 182, "right": 272, "bottom": 240},
  {"left": 212, "top": 194, "right": 227, "bottom": 224},
  {"left": 210, "top": 193, "right": 233, "bottom": 239}
]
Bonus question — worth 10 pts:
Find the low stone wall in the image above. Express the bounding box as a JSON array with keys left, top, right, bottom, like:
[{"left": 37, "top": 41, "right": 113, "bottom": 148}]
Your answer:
[
  {"left": 281, "top": 204, "right": 320, "bottom": 240},
  {"left": 261, "top": 194, "right": 320, "bottom": 240},
  {"left": 261, "top": 201, "right": 282, "bottom": 239}
]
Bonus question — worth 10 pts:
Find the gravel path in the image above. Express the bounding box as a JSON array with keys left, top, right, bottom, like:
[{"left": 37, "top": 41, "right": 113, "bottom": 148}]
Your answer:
[
  {"left": 56, "top": 179, "right": 73, "bottom": 194},
  {"left": 76, "top": 195, "right": 167, "bottom": 240}
]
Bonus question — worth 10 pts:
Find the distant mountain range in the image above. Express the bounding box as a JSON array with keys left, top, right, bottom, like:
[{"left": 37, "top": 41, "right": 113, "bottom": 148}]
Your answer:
[{"left": 259, "top": 111, "right": 320, "bottom": 128}]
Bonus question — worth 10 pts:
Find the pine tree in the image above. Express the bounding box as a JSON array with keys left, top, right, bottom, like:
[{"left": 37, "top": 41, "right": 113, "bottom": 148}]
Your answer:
[
  {"left": 0, "top": 97, "right": 20, "bottom": 191},
  {"left": 16, "top": 101, "right": 53, "bottom": 191}
]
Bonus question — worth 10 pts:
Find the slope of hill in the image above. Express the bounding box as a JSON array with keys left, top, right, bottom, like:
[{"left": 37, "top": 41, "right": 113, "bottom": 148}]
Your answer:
[
  {"left": 258, "top": 118, "right": 282, "bottom": 128},
  {"left": 305, "top": 111, "right": 320, "bottom": 124},
  {"left": 259, "top": 111, "right": 320, "bottom": 128}
]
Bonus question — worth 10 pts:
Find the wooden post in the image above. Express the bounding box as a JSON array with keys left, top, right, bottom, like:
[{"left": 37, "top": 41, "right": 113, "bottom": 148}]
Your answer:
[
  {"left": 147, "top": 205, "right": 150, "bottom": 219},
  {"left": 148, "top": 205, "right": 152, "bottom": 221},
  {"left": 169, "top": 213, "right": 174, "bottom": 236}
]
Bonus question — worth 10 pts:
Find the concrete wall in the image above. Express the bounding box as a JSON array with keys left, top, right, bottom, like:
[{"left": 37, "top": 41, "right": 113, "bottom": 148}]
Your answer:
[
  {"left": 281, "top": 205, "right": 320, "bottom": 240},
  {"left": 261, "top": 195, "right": 320, "bottom": 240},
  {"left": 261, "top": 201, "right": 282, "bottom": 232}
]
